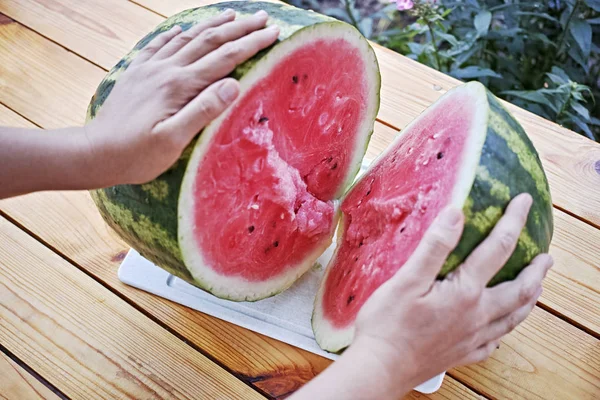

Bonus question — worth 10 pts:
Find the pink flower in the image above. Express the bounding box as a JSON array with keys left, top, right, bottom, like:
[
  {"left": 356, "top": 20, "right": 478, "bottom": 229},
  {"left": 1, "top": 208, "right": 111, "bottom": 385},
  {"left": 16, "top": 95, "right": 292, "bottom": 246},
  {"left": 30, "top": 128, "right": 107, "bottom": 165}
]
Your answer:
[{"left": 393, "top": 0, "right": 414, "bottom": 11}]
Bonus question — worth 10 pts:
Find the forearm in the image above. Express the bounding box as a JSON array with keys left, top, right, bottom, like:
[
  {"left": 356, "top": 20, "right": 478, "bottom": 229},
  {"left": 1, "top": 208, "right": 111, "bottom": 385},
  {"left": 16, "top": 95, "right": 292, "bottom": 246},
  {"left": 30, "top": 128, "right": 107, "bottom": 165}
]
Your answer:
[
  {"left": 0, "top": 126, "right": 108, "bottom": 199},
  {"left": 288, "top": 342, "right": 413, "bottom": 400}
]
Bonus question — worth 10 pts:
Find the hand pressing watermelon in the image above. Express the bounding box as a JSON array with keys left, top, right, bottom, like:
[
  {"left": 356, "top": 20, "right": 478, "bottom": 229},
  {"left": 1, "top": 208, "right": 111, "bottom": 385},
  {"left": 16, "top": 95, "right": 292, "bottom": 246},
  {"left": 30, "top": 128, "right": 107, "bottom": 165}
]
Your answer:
[
  {"left": 0, "top": 7, "right": 279, "bottom": 199},
  {"left": 290, "top": 194, "right": 553, "bottom": 400}
]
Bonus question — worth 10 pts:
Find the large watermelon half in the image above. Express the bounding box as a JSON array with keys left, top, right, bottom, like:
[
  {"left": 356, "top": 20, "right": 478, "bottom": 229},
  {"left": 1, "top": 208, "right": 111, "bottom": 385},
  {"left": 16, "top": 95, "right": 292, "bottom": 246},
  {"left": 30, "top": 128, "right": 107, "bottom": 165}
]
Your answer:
[
  {"left": 87, "top": 1, "right": 381, "bottom": 301},
  {"left": 312, "top": 82, "right": 554, "bottom": 353}
]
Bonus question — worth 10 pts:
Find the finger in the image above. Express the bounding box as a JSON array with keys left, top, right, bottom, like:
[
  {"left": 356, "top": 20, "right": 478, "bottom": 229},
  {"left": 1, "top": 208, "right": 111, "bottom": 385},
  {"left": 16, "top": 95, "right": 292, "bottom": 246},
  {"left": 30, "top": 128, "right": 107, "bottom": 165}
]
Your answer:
[
  {"left": 461, "top": 193, "right": 533, "bottom": 285},
  {"left": 132, "top": 25, "right": 183, "bottom": 65},
  {"left": 395, "top": 207, "right": 464, "bottom": 290},
  {"left": 483, "top": 253, "right": 552, "bottom": 321},
  {"left": 152, "top": 9, "right": 236, "bottom": 61},
  {"left": 153, "top": 78, "right": 240, "bottom": 145},
  {"left": 460, "top": 339, "right": 500, "bottom": 365},
  {"left": 188, "top": 25, "right": 280, "bottom": 84},
  {"left": 478, "top": 287, "right": 541, "bottom": 347},
  {"left": 174, "top": 11, "right": 269, "bottom": 65}
]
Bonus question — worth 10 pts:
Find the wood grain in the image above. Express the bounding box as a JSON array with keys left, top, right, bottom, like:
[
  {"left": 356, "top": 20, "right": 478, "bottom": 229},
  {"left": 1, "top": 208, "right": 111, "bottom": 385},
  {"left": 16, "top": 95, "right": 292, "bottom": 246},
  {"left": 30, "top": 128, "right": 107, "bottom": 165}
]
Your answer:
[
  {"left": 0, "top": 0, "right": 162, "bottom": 70},
  {"left": 0, "top": 216, "right": 264, "bottom": 400},
  {"left": 1, "top": 187, "right": 599, "bottom": 398},
  {"left": 453, "top": 307, "right": 600, "bottom": 400},
  {"left": 0, "top": 188, "right": 471, "bottom": 400},
  {"left": 2, "top": 0, "right": 599, "bottom": 228},
  {"left": 0, "top": 104, "right": 37, "bottom": 129},
  {"left": 0, "top": 15, "right": 105, "bottom": 128},
  {"left": 0, "top": 351, "right": 61, "bottom": 400}
]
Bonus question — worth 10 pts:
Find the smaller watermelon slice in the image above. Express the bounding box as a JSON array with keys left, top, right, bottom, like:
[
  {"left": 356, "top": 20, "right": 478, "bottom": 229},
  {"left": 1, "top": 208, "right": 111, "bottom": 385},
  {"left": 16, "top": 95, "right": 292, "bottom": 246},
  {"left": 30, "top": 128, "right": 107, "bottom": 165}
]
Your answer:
[{"left": 312, "top": 82, "right": 554, "bottom": 353}]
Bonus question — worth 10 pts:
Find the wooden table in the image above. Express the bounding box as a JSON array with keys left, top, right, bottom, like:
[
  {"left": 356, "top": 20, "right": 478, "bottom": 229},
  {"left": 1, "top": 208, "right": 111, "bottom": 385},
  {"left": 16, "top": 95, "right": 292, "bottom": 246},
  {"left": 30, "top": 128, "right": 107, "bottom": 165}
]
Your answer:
[{"left": 1, "top": 1, "right": 599, "bottom": 399}]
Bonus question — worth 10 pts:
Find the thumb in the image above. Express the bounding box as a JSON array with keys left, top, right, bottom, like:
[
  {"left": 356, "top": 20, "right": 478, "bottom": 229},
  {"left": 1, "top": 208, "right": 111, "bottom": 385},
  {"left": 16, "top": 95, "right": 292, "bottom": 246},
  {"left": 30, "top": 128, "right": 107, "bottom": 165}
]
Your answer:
[
  {"left": 154, "top": 78, "right": 239, "bottom": 143},
  {"left": 395, "top": 206, "right": 464, "bottom": 292}
]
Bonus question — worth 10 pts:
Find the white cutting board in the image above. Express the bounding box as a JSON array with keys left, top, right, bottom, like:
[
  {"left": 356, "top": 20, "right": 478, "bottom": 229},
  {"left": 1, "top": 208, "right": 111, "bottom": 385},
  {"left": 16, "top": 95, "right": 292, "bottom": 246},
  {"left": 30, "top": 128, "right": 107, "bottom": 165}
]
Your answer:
[{"left": 118, "top": 158, "right": 445, "bottom": 394}]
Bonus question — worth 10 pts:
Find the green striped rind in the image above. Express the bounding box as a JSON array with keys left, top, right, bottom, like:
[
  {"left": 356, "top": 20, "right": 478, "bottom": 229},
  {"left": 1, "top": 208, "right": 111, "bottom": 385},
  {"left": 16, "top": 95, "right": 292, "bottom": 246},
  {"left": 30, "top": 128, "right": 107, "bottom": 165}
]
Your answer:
[
  {"left": 440, "top": 90, "right": 553, "bottom": 286},
  {"left": 86, "top": 1, "right": 378, "bottom": 288}
]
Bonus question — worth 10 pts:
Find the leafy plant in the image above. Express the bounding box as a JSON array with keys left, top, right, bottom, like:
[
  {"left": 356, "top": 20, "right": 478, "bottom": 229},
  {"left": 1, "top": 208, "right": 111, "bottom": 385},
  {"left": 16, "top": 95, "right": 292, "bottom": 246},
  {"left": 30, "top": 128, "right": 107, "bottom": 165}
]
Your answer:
[{"left": 284, "top": 0, "right": 600, "bottom": 141}]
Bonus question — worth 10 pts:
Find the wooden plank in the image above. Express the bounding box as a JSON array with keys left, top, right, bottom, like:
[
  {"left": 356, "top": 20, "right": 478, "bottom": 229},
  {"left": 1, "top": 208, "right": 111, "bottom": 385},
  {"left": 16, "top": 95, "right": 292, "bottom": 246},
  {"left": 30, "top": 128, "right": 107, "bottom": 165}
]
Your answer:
[
  {"left": 0, "top": 216, "right": 264, "bottom": 400},
  {"left": 0, "top": 104, "right": 37, "bottom": 128},
  {"left": 0, "top": 14, "right": 105, "bottom": 128},
  {"left": 2, "top": 1, "right": 599, "bottom": 229},
  {"left": 0, "top": 0, "right": 162, "bottom": 70},
  {"left": 130, "top": 0, "right": 223, "bottom": 17},
  {"left": 453, "top": 307, "right": 600, "bottom": 400},
  {"left": 0, "top": 351, "right": 61, "bottom": 400},
  {"left": 0, "top": 190, "right": 473, "bottom": 400}
]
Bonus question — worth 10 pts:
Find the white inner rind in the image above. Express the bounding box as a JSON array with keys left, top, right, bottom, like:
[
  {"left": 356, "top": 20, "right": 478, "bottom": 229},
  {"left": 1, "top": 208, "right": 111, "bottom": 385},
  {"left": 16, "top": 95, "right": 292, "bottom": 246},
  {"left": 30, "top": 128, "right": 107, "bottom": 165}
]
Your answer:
[
  {"left": 312, "top": 82, "right": 490, "bottom": 352},
  {"left": 178, "top": 23, "right": 379, "bottom": 302}
]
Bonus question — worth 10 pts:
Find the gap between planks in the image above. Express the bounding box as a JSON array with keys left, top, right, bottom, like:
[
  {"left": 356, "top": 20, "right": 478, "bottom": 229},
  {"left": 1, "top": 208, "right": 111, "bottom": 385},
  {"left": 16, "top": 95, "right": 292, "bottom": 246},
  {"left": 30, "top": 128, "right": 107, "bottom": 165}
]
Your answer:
[
  {"left": 0, "top": 343, "right": 69, "bottom": 400},
  {"left": 0, "top": 209, "right": 275, "bottom": 400}
]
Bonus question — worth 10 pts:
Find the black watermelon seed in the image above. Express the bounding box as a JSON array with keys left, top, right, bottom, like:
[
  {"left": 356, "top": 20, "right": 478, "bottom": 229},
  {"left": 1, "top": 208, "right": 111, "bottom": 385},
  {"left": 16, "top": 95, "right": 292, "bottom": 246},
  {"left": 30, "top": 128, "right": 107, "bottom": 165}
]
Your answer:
[
  {"left": 437, "top": 152, "right": 444, "bottom": 159},
  {"left": 366, "top": 190, "right": 371, "bottom": 196},
  {"left": 273, "top": 241, "right": 279, "bottom": 248},
  {"left": 331, "top": 162, "right": 338, "bottom": 170},
  {"left": 347, "top": 295, "right": 355, "bottom": 305},
  {"left": 359, "top": 240, "right": 364, "bottom": 247},
  {"left": 400, "top": 227, "right": 405, "bottom": 233},
  {"left": 354, "top": 257, "right": 359, "bottom": 262},
  {"left": 292, "top": 75, "right": 299, "bottom": 83},
  {"left": 248, "top": 226, "right": 255, "bottom": 233},
  {"left": 259, "top": 116, "right": 269, "bottom": 123}
]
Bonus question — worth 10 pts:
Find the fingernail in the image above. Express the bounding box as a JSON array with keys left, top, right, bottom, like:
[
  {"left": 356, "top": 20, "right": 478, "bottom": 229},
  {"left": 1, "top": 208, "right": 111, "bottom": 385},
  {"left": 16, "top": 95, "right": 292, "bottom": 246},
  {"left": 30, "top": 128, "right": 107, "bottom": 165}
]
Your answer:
[
  {"left": 268, "top": 25, "right": 280, "bottom": 33},
  {"left": 255, "top": 10, "right": 268, "bottom": 18},
  {"left": 521, "top": 193, "right": 533, "bottom": 208},
  {"left": 218, "top": 81, "right": 239, "bottom": 102},
  {"left": 222, "top": 8, "right": 235, "bottom": 16},
  {"left": 441, "top": 207, "right": 462, "bottom": 227}
]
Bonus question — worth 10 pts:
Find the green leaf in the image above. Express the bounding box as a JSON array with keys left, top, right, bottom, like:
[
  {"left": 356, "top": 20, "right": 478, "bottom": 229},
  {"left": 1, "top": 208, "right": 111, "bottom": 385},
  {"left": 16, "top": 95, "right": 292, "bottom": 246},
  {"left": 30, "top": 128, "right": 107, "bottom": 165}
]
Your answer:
[
  {"left": 569, "top": 45, "right": 590, "bottom": 72},
  {"left": 570, "top": 102, "right": 591, "bottom": 121},
  {"left": 408, "top": 42, "right": 426, "bottom": 56},
  {"left": 451, "top": 66, "right": 502, "bottom": 79},
  {"left": 323, "top": 8, "right": 351, "bottom": 23},
  {"left": 502, "top": 90, "right": 559, "bottom": 113},
  {"left": 569, "top": 19, "right": 592, "bottom": 59},
  {"left": 359, "top": 18, "right": 373, "bottom": 38},
  {"left": 530, "top": 33, "right": 557, "bottom": 47},
  {"left": 436, "top": 32, "right": 459, "bottom": 47},
  {"left": 566, "top": 112, "right": 596, "bottom": 140},
  {"left": 550, "top": 66, "right": 571, "bottom": 83},
  {"left": 514, "top": 11, "right": 559, "bottom": 23},
  {"left": 584, "top": 0, "right": 600, "bottom": 12},
  {"left": 474, "top": 10, "right": 492, "bottom": 37}
]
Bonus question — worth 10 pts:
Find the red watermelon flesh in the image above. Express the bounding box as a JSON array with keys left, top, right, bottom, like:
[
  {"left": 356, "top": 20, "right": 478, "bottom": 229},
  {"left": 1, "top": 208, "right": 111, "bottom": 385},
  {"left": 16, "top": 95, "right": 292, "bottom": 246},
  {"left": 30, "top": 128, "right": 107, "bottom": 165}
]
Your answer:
[
  {"left": 317, "top": 89, "right": 476, "bottom": 332},
  {"left": 188, "top": 39, "right": 369, "bottom": 285}
]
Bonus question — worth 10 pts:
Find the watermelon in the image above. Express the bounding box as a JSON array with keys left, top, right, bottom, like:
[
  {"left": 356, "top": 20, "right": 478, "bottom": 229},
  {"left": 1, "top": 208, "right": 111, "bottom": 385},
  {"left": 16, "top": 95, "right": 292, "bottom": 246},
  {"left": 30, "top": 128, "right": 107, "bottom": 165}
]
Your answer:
[
  {"left": 312, "top": 82, "right": 554, "bottom": 353},
  {"left": 87, "top": 1, "right": 381, "bottom": 301}
]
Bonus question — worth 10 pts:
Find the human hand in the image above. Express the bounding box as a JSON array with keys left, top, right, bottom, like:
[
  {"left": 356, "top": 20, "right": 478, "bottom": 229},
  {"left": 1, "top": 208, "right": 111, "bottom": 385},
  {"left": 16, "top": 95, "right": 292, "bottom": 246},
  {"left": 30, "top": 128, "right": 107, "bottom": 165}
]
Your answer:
[
  {"left": 84, "top": 9, "right": 280, "bottom": 186},
  {"left": 351, "top": 193, "right": 553, "bottom": 395}
]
